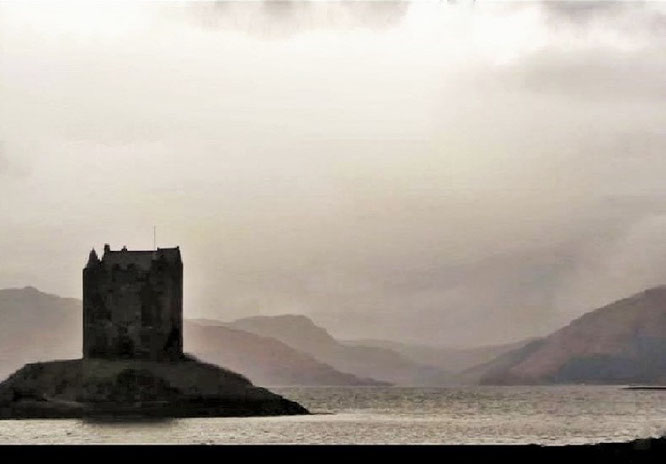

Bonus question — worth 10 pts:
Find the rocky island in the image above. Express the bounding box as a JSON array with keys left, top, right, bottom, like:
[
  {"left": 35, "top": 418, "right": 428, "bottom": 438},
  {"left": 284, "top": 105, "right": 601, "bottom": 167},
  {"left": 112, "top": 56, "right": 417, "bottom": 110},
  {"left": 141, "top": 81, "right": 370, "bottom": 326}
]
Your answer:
[{"left": 0, "top": 245, "right": 308, "bottom": 419}]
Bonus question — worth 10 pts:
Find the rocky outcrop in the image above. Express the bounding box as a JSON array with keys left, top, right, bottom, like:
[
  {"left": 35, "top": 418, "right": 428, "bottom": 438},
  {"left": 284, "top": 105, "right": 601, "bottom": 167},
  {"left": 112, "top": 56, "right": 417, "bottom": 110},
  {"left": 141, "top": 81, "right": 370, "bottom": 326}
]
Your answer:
[{"left": 0, "top": 356, "right": 309, "bottom": 419}]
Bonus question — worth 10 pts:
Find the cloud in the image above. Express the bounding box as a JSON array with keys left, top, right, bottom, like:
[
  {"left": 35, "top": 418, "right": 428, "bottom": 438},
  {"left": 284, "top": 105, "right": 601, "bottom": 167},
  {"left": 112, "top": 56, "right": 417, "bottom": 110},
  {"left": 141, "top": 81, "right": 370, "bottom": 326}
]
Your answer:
[
  {"left": 182, "top": 1, "right": 409, "bottom": 38},
  {"left": 1, "top": 1, "right": 666, "bottom": 347},
  {"left": 541, "top": 1, "right": 637, "bottom": 24}
]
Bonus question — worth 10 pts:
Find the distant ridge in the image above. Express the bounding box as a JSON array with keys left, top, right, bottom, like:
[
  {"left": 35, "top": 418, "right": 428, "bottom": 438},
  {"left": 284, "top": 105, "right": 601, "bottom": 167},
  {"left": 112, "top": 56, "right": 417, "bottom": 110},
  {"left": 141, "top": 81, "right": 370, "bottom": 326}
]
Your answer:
[
  {"left": 185, "top": 320, "right": 387, "bottom": 386},
  {"left": 0, "top": 287, "right": 81, "bottom": 380},
  {"left": 8, "top": 284, "right": 666, "bottom": 386},
  {"left": 227, "top": 314, "right": 455, "bottom": 385},
  {"left": 472, "top": 286, "right": 666, "bottom": 385},
  {"left": 0, "top": 287, "right": 384, "bottom": 386},
  {"left": 343, "top": 337, "right": 538, "bottom": 374}
]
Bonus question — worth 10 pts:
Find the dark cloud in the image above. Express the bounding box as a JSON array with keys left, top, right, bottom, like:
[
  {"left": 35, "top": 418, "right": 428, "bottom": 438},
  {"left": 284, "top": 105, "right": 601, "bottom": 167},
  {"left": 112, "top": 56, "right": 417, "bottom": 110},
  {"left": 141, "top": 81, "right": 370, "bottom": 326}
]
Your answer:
[
  {"left": 541, "top": 0, "right": 666, "bottom": 34},
  {"left": 541, "top": 0, "right": 633, "bottom": 24},
  {"left": 183, "top": 1, "right": 409, "bottom": 38},
  {"left": 456, "top": 3, "right": 666, "bottom": 103}
]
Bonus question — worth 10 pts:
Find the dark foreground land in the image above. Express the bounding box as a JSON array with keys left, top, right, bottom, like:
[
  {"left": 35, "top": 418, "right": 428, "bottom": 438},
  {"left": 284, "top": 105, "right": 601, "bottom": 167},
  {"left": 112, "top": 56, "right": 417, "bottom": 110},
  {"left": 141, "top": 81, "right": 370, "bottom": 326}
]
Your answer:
[
  {"left": 0, "top": 356, "right": 308, "bottom": 419},
  {"left": 625, "top": 386, "right": 666, "bottom": 390},
  {"left": 0, "top": 440, "right": 665, "bottom": 462}
]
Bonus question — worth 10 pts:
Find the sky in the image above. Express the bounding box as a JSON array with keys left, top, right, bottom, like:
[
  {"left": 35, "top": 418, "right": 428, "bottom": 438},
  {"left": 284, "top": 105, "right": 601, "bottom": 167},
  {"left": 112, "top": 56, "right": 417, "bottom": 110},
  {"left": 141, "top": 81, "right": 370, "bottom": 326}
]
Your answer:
[{"left": 1, "top": 1, "right": 666, "bottom": 347}]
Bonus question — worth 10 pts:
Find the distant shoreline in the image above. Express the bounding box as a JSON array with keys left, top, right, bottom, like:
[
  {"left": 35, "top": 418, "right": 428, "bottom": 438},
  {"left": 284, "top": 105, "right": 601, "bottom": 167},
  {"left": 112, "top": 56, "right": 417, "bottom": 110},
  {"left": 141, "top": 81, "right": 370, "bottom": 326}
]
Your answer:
[{"left": 623, "top": 386, "right": 666, "bottom": 391}]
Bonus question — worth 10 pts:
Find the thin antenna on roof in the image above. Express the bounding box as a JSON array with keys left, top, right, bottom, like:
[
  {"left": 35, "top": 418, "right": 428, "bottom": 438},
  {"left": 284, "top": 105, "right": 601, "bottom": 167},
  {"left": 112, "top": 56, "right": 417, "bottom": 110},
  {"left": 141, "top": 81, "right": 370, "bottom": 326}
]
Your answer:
[{"left": 153, "top": 225, "right": 156, "bottom": 251}]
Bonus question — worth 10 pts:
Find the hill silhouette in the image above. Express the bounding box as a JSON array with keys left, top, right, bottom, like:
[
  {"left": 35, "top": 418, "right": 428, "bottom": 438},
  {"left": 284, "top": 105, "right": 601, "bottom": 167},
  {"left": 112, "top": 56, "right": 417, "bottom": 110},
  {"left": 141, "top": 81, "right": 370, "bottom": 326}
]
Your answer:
[
  {"left": 343, "top": 337, "right": 537, "bottom": 374},
  {"left": 228, "top": 315, "right": 454, "bottom": 385},
  {"left": 472, "top": 286, "right": 666, "bottom": 385},
  {"left": 0, "top": 287, "right": 383, "bottom": 386}
]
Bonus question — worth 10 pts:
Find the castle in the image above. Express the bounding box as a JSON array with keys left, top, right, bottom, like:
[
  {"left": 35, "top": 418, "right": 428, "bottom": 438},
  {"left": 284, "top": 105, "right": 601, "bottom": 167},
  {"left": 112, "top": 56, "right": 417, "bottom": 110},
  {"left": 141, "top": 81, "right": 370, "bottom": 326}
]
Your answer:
[
  {"left": 0, "top": 244, "right": 308, "bottom": 418},
  {"left": 83, "top": 244, "right": 183, "bottom": 361}
]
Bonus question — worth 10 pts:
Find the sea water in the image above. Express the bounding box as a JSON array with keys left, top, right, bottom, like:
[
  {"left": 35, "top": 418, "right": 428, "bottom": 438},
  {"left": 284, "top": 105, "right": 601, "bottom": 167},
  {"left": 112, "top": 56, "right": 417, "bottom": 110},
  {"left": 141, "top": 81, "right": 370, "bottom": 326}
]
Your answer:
[{"left": 1, "top": 386, "right": 665, "bottom": 445}]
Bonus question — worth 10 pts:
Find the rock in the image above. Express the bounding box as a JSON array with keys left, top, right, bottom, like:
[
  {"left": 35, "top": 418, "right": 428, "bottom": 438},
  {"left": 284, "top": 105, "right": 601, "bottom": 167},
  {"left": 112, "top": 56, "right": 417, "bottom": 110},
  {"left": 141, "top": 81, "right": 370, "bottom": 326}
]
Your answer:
[{"left": 0, "top": 355, "right": 309, "bottom": 419}]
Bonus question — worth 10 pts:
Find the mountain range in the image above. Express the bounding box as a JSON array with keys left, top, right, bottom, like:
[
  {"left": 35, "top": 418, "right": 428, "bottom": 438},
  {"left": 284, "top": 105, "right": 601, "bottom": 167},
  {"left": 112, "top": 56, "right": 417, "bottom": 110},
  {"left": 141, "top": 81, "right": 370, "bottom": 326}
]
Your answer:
[
  {"left": 226, "top": 315, "right": 455, "bottom": 385},
  {"left": 343, "top": 337, "right": 538, "bottom": 374},
  {"left": 473, "top": 286, "right": 666, "bottom": 385},
  {"left": 0, "top": 287, "right": 81, "bottom": 381},
  {"left": 3, "top": 285, "right": 666, "bottom": 385},
  {"left": 184, "top": 320, "right": 385, "bottom": 386}
]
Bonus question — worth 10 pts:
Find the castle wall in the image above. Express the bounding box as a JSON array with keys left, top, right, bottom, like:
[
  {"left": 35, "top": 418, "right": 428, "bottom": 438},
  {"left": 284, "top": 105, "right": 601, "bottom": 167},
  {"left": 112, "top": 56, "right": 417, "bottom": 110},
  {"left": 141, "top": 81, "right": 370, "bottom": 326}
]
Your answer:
[{"left": 83, "top": 249, "right": 183, "bottom": 361}]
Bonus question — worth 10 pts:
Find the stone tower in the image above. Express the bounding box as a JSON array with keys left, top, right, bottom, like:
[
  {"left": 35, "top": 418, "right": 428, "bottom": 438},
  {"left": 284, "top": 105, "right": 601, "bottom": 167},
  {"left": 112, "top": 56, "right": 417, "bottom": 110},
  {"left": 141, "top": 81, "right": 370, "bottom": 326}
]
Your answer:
[{"left": 83, "top": 244, "right": 183, "bottom": 361}]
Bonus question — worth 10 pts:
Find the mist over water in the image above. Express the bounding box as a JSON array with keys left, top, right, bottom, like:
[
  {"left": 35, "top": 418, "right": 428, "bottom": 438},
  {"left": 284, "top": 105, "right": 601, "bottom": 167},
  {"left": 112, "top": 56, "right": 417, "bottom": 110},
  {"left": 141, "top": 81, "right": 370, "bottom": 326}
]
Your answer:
[{"left": 1, "top": 1, "right": 666, "bottom": 347}]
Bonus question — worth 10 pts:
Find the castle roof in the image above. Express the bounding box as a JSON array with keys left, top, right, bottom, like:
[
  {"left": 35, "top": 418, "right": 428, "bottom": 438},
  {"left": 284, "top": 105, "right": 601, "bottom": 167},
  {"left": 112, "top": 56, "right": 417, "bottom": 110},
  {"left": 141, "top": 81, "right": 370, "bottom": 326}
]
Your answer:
[{"left": 92, "top": 245, "right": 181, "bottom": 271}]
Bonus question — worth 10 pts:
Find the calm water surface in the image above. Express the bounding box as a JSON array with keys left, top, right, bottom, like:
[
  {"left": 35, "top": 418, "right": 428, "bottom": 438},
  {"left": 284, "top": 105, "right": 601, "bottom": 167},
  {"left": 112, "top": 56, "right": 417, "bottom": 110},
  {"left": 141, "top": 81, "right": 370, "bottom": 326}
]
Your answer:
[{"left": 1, "top": 386, "right": 666, "bottom": 445}]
